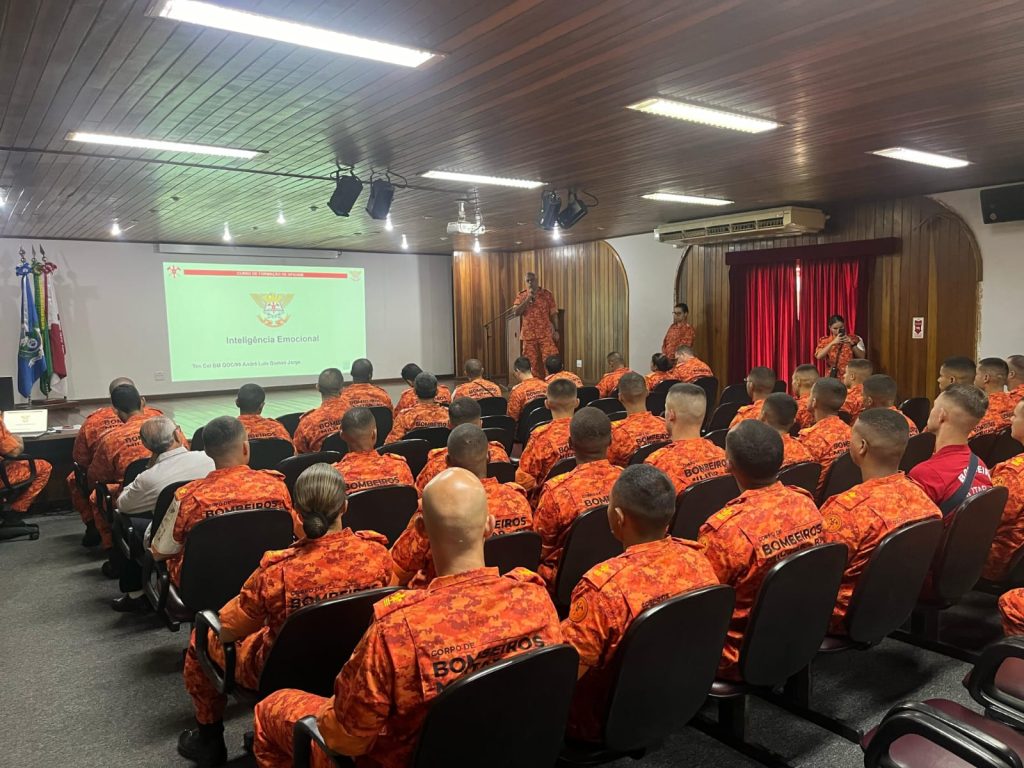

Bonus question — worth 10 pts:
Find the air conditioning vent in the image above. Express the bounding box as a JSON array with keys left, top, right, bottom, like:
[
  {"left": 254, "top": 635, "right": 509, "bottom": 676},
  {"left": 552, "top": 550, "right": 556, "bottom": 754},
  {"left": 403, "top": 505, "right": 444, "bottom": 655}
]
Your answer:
[{"left": 655, "top": 206, "right": 827, "bottom": 245}]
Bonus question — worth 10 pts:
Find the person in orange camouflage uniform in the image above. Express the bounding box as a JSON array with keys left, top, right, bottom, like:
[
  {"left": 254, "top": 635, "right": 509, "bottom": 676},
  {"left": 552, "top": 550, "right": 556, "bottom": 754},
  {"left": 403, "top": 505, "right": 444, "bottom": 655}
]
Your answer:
[
  {"left": 1007, "top": 356, "right": 1024, "bottom": 407},
  {"left": 151, "top": 416, "right": 301, "bottom": 587},
  {"left": 252, "top": 467, "right": 563, "bottom": 768},
  {"left": 670, "top": 346, "right": 713, "bottom": 383},
  {"left": 730, "top": 367, "right": 776, "bottom": 428},
  {"left": 235, "top": 383, "right": 293, "bottom": 443},
  {"left": 293, "top": 369, "right": 348, "bottom": 454},
  {"left": 760, "top": 393, "right": 814, "bottom": 468},
  {"left": 386, "top": 372, "right": 450, "bottom": 443},
  {"left": 513, "top": 271, "right": 560, "bottom": 379},
  {"left": 507, "top": 356, "right": 549, "bottom": 423},
  {"left": 820, "top": 409, "right": 940, "bottom": 634},
  {"left": 339, "top": 359, "right": 394, "bottom": 413},
  {"left": 177, "top": 463, "right": 394, "bottom": 765},
  {"left": 515, "top": 378, "right": 579, "bottom": 493},
  {"left": 335, "top": 408, "right": 415, "bottom": 493},
  {"left": 452, "top": 358, "right": 502, "bottom": 400},
  {"left": 415, "top": 398, "right": 508, "bottom": 493},
  {"left": 394, "top": 363, "right": 452, "bottom": 418},
  {"left": 972, "top": 357, "right": 1017, "bottom": 438},
  {"left": 646, "top": 383, "right": 728, "bottom": 496},
  {"left": 814, "top": 314, "right": 865, "bottom": 379},
  {"left": 544, "top": 355, "right": 583, "bottom": 387},
  {"left": 535, "top": 407, "right": 622, "bottom": 586},
  {"left": 699, "top": 420, "right": 825, "bottom": 679},
  {"left": 861, "top": 375, "right": 920, "bottom": 436},
  {"left": 792, "top": 364, "right": 820, "bottom": 429},
  {"left": 842, "top": 359, "right": 873, "bottom": 422},
  {"left": 607, "top": 372, "right": 668, "bottom": 466},
  {"left": 645, "top": 353, "right": 675, "bottom": 391},
  {"left": 392, "top": 424, "right": 533, "bottom": 587},
  {"left": 798, "top": 378, "right": 852, "bottom": 496},
  {"left": 999, "top": 589, "right": 1024, "bottom": 635},
  {"left": 0, "top": 415, "right": 51, "bottom": 514},
  {"left": 561, "top": 464, "right": 718, "bottom": 740},
  {"left": 662, "top": 303, "right": 696, "bottom": 359},
  {"left": 983, "top": 401, "right": 1024, "bottom": 581},
  {"left": 596, "top": 351, "right": 631, "bottom": 398}
]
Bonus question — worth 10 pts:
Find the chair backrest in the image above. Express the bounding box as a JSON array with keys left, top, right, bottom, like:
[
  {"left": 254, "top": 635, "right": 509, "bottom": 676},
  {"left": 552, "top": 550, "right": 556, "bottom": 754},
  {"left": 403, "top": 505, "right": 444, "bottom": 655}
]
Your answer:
[
  {"left": 320, "top": 433, "right": 350, "bottom": 457},
  {"left": 544, "top": 457, "right": 577, "bottom": 486},
  {"left": 603, "top": 586, "right": 735, "bottom": 752},
  {"left": 344, "top": 485, "right": 419, "bottom": 546},
  {"left": 379, "top": 439, "right": 431, "bottom": 478},
  {"left": 652, "top": 379, "right": 680, "bottom": 394},
  {"left": 275, "top": 412, "right": 303, "bottom": 437},
  {"left": 589, "top": 398, "right": 626, "bottom": 416},
  {"left": 989, "top": 431, "right": 1024, "bottom": 467},
  {"left": 900, "top": 431, "right": 937, "bottom": 474},
  {"left": 838, "top": 410, "right": 853, "bottom": 425},
  {"left": 486, "top": 462, "right": 516, "bottom": 484},
  {"left": 404, "top": 426, "right": 450, "bottom": 450},
  {"left": 369, "top": 406, "right": 394, "bottom": 448},
  {"left": 773, "top": 380, "right": 788, "bottom": 394},
  {"left": 778, "top": 462, "right": 822, "bottom": 496},
  {"left": 258, "top": 587, "right": 399, "bottom": 698},
  {"left": 518, "top": 407, "right": 553, "bottom": 445},
  {"left": 410, "top": 645, "right": 578, "bottom": 768},
  {"left": 670, "top": 474, "right": 741, "bottom": 540},
  {"left": 554, "top": 506, "right": 623, "bottom": 609},
  {"left": 844, "top": 518, "right": 944, "bottom": 644},
  {"left": 150, "top": 481, "right": 192, "bottom": 532},
  {"left": 190, "top": 427, "right": 205, "bottom": 452},
  {"left": 482, "top": 426, "right": 514, "bottom": 454},
  {"left": 931, "top": 486, "right": 1009, "bottom": 605},
  {"left": 520, "top": 397, "right": 549, "bottom": 420},
  {"left": 969, "top": 432, "right": 1004, "bottom": 467},
  {"left": 645, "top": 391, "right": 668, "bottom": 418},
  {"left": 719, "top": 383, "right": 753, "bottom": 407},
  {"left": 477, "top": 397, "right": 508, "bottom": 417},
  {"left": 484, "top": 531, "right": 542, "bottom": 574},
  {"left": 628, "top": 440, "right": 672, "bottom": 466},
  {"left": 276, "top": 452, "right": 342, "bottom": 496},
  {"left": 248, "top": 438, "right": 296, "bottom": 470},
  {"left": 693, "top": 376, "right": 720, "bottom": 418},
  {"left": 818, "top": 452, "right": 862, "bottom": 503},
  {"left": 739, "top": 543, "right": 847, "bottom": 687},
  {"left": 481, "top": 414, "right": 515, "bottom": 432},
  {"left": 900, "top": 397, "right": 931, "bottom": 432},
  {"left": 178, "top": 508, "right": 295, "bottom": 612},
  {"left": 124, "top": 457, "right": 149, "bottom": 485},
  {"left": 607, "top": 411, "right": 628, "bottom": 422},
  {"left": 577, "top": 386, "right": 600, "bottom": 408},
  {"left": 707, "top": 401, "right": 744, "bottom": 432},
  {"left": 704, "top": 428, "right": 728, "bottom": 449}
]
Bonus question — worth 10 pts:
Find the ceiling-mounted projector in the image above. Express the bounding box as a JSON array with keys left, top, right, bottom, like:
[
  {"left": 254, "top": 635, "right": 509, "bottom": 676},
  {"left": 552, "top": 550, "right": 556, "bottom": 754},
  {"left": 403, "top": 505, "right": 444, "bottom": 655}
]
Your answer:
[{"left": 446, "top": 200, "right": 486, "bottom": 235}]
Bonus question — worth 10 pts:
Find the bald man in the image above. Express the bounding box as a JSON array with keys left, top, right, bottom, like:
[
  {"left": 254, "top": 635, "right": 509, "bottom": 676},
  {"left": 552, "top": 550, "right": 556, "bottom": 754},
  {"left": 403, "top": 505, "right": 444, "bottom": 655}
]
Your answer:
[
  {"left": 730, "top": 366, "right": 776, "bottom": 427},
  {"left": 862, "top": 374, "right": 919, "bottom": 436},
  {"left": 597, "top": 352, "right": 631, "bottom": 398},
  {"left": 937, "top": 356, "right": 977, "bottom": 393},
  {"left": 452, "top": 359, "right": 502, "bottom": 400},
  {"left": 293, "top": 368, "right": 348, "bottom": 454},
  {"left": 842, "top": 359, "right": 874, "bottom": 421},
  {"left": 252, "top": 467, "right": 563, "bottom": 768},
  {"left": 821, "top": 409, "right": 940, "bottom": 633},
  {"left": 972, "top": 357, "right": 1016, "bottom": 438},
  {"left": 607, "top": 373, "right": 669, "bottom": 466},
  {"left": 646, "top": 383, "right": 728, "bottom": 496}
]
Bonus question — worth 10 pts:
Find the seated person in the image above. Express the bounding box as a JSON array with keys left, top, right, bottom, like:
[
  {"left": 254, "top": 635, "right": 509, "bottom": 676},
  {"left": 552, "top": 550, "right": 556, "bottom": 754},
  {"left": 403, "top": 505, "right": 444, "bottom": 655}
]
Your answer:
[
  {"left": 984, "top": 400, "right": 1024, "bottom": 581},
  {"left": 340, "top": 358, "right": 394, "bottom": 412},
  {"left": 452, "top": 358, "right": 502, "bottom": 400},
  {"left": 798, "top": 377, "right": 852, "bottom": 494},
  {"left": 1008, "top": 355, "right": 1024, "bottom": 404},
  {"left": 235, "top": 383, "right": 293, "bottom": 442},
  {"left": 392, "top": 424, "right": 532, "bottom": 586},
  {"left": 699, "top": 420, "right": 824, "bottom": 679},
  {"left": 394, "top": 363, "right": 451, "bottom": 417},
  {"left": 669, "top": 345, "right": 713, "bottom": 382},
  {"left": 293, "top": 369, "right": 347, "bottom": 454},
  {"left": 760, "top": 393, "right": 813, "bottom": 468},
  {"left": 535, "top": 408, "right": 622, "bottom": 586},
  {"left": 937, "top": 355, "right": 976, "bottom": 392},
  {"left": 821, "top": 409, "right": 940, "bottom": 633},
  {"left": 596, "top": 351, "right": 631, "bottom": 398},
  {"left": 415, "top": 397, "right": 509, "bottom": 492},
  {"left": 999, "top": 588, "right": 1024, "bottom": 635},
  {"left": 607, "top": 372, "right": 669, "bottom": 466},
  {"left": 909, "top": 384, "right": 993, "bottom": 513},
  {"left": 385, "top": 372, "right": 450, "bottom": 443},
  {"left": 0, "top": 412, "right": 52, "bottom": 517},
  {"left": 515, "top": 378, "right": 579, "bottom": 493},
  {"left": 972, "top": 357, "right": 1016, "bottom": 438},
  {"left": 841, "top": 359, "right": 874, "bottom": 421},
  {"left": 861, "top": 374, "right": 919, "bottom": 435},
  {"left": 335, "top": 408, "right": 414, "bottom": 493},
  {"left": 791, "top": 364, "right": 820, "bottom": 429},
  {"left": 251, "top": 468, "right": 563, "bottom": 768},
  {"left": 545, "top": 354, "right": 583, "bottom": 387},
  {"left": 645, "top": 353, "right": 674, "bottom": 391},
  {"left": 507, "top": 355, "right": 549, "bottom": 423},
  {"left": 151, "top": 416, "right": 301, "bottom": 586},
  {"left": 730, "top": 366, "right": 776, "bottom": 426},
  {"left": 646, "top": 383, "right": 728, "bottom": 496},
  {"left": 561, "top": 464, "right": 718, "bottom": 740},
  {"left": 178, "top": 463, "right": 394, "bottom": 765}
]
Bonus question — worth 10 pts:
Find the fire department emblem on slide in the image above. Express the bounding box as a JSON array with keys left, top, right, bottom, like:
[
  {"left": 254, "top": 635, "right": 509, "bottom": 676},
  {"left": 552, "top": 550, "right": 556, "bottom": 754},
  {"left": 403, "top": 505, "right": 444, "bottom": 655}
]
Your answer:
[{"left": 250, "top": 293, "right": 293, "bottom": 327}]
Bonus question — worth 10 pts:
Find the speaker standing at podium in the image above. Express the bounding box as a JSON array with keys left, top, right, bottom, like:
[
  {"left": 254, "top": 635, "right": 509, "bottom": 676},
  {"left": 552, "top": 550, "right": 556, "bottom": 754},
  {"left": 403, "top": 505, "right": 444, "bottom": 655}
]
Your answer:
[{"left": 512, "top": 272, "right": 559, "bottom": 379}]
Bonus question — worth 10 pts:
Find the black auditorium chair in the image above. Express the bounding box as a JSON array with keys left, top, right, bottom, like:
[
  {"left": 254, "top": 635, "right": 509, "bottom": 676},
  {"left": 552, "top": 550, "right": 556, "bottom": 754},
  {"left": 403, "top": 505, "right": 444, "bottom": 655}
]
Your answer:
[
  {"left": 483, "top": 426, "right": 514, "bottom": 454},
  {"left": 704, "top": 428, "right": 728, "bottom": 449},
  {"left": 628, "top": 440, "right": 671, "bottom": 466},
  {"left": 344, "top": 485, "right": 419, "bottom": 546},
  {"left": 94, "top": 457, "right": 149, "bottom": 530},
  {"left": 977, "top": 544, "right": 1024, "bottom": 595},
  {"left": 706, "top": 402, "right": 744, "bottom": 433},
  {"left": 652, "top": 379, "right": 680, "bottom": 394},
  {"left": 900, "top": 397, "right": 931, "bottom": 433},
  {"left": 405, "top": 427, "right": 450, "bottom": 450},
  {"left": 589, "top": 398, "right": 626, "bottom": 416},
  {"left": 693, "top": 376, "right": 720, "bottom": 420},
  {"left": 368, "top": 407, "right": 393, "bottom": 448},
  {"left": 544, "top": 457, "right": 577, "bottom": 486},
  {"left": 294, "top": 645, "right": 579, "bottom": 768},
  {"left": 319, "top": 433, "right": 349, "bottom": 458},
  {"left": 379, "top": 439, "right": 431, "bottom": 479},
  {"left": 606, "top": 411, "right": 628, "bottom": 423},
  {"left": 275, "top": 412, "right": 303, "bottom": 437},
  {"left": 0, "top": 455, "right": 41, "bottom": 541},
  {"left": 719, "top": 383, "right": 753, "bottom": 408},
  {"left": 900, "top": 431, "right": 937, "bottom": 474},
  {"left": 671, "top": 474, "right": 741, "bottom": 540},
  {"left": 486, "top": 462, "right": 516, "bottom": 484},
  {"left": 559, "top": 586, "right": 735, "bottom": 766},
  {"left": 971, "top": 432, "right": 1004, "bottom": 467},
  {"left": 817, "top": 452, "right": 862, "bottom": 504},
  {"left": 773, "top": 380, "right": 788, "bottom": 393},
  {"left": 190, "top": 427, "right": 205, "bottom": 452},
  {"left": 519, "top": 407, "right": 553, "bottom": 446},
  {"left": 276, "top": 452, "right": 341, "bottom": 496},
  {"left": 481, "top": 414, "right": 515, "bottom": 433},
  {"left": 989, "top": 429, "right": 1024, "bottom": 467},
  {"left": 554, "top": 506, "right": 622, "bottom": 615},
  {"left": 645, "top": 391, "right": 668, "bottom": 418},
  {"left": 778, "top": 462, "right": 822, "bottom": 496},
  {"left": 520, "top": 397, "right": 549, "bottom": 420},
  {"left": 484, "top": 531, "right": 542, "bottom": 574},
  {"left": 119, "top": 481, "right": 190, "bottom": 579},
  {"left": 577, "top": 386, "right": 600, "bottom": 408},
  {"left": 477, "top": 396, "right": 508, "bottom": 417},
  {"left": 248, "top": 438, "right": 295, "bottom": 470}
]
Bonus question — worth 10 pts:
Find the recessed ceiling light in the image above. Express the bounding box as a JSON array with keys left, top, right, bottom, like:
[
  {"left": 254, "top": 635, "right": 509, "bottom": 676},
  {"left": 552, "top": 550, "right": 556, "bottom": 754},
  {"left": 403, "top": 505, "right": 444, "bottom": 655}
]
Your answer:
[
  {"left": 222, "top": 223, "right": 233, "bottom": 242},
  {"left": 401, "top": 234, "right": 409, "bottom": 250},
  {"left": 110, "top": 219, "right": 122, "bottom": 237},
  {"left": 421, "top": 170, "right": 544, "bottom": 189},
  {"left": 385, "top": 213, "right": 394, "bottom": 231},
  {"left": 869, "top": 147, "right": 969, "bottom": 169},
  {"left": 627, "top": 98, "right": 780, "bottom": 134},
  {"left": 150, "top": 0, "right": 437, "bottom": 68},
  {"left": 473, "top": 237, "right": 482, "bottom": 253},
  {"left": 276, "top": 211, "right": 286, "bottom": 225},
  {"left": 642, "top": 192, "right": 733, "bottom": 206},
  {"left": 551, "top": 224, "right": 562, "bottom": 242},
  {"left": 66, "top": 131, "right": 263, "bottom": 159}
]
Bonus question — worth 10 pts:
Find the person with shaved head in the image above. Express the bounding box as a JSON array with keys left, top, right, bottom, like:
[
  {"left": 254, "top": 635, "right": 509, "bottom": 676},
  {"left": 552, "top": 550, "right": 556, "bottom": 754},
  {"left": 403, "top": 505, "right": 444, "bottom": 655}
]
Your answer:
[
  {"left": 335, "top": 407, "right": 415, "bottom": 493},
  {"left": 820, "top": 409, "right": 941, "bottom": 633},
  {"left": 760, "top": 393, "right": 813, "bottom": 468},
  {"left": 516, "top": 378, "right": 579, "bottom": 493},
  {"left": 983, "top": 400, "right": 1024, "bottom": 582},
  {"left": 235, "top": 383, "right": 293, "bottom": 443},
  {"left": 507, "top": 355, "right": 549, "bottom": 423},
  {"left": 862, "top": 374, "right": 919, "bottom": 436},
  {"left": 646, "top": 383, "right": 728, "bottom": 496},
  {"left": 340, "top": 358, "right": 394, "bottom": 412},
  {"left": 842, "top": 358, "right": 874, "bottom": 421},
  {"left": 607, "top": 373, "right": 669, "bottom": 466},
  {"left": 670, "top": 345, "right": 713, "bottom": 383},
  {"left": 798, "top": 378, "right": 852, "bottom": 495},
  {"left": 385, "top": 372, "right": 450, "bottom": 443},
  {"left": 395, "top": 363, "right": 452, "bottom": 418},
  {"left": 730, "top": 366, "right": 777, "bottom": 427},
  {"left": 972, "top": 357, "right": 1016, "bottom": 438},
  {"left": 937, "top": 356, "right": 977, "bottom": 393},
  {"left": 910, "top": 384, "right": 993, "bottom": 513},
  {"left": 452, "top": 358, "right": 502, "bottom": 400},
  {"left": 791, "top": 364, "right": 820, "bottom": 429},
  {"left": 293, "top": 368, "right": 348, "bottom": 454},
  {"left": 535, "top": 407, "right": 622, "bottom": 586},
  {"left": 415, "top": 397, "right": 509, "bottom": 493},
  {"left": 252, "top": 467, "right": 563, "bottom": 768},
  {"left": 597, "top": 351, "right": 632, "bottom": 398},
  {"left": 1007, "top": 355, "right": 1024, "bottom": 405}
]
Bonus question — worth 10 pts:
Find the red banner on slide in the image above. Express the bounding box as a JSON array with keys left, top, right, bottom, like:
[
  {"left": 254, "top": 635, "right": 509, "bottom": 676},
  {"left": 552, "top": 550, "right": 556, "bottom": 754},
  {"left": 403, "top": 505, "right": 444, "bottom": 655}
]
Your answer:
[{"left": 182, "top": 269, "right": 348, "bottom": 279}]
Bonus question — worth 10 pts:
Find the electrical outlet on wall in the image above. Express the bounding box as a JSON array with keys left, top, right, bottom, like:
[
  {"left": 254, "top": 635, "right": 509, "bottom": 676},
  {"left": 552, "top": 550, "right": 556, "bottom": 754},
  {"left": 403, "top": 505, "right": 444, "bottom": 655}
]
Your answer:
[
  {"left": 154, "top": 371, "right": 167, "bottom": 381},
  {"left": 576, "top": 359, "right": 583, "bottom": 368}
]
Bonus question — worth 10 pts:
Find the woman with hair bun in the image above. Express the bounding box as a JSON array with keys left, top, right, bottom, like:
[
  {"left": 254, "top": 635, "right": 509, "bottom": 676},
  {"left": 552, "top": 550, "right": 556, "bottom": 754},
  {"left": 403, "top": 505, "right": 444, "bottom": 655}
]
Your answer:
[{"left": 177, "top": 463, "right": 394, "bottom": 765}]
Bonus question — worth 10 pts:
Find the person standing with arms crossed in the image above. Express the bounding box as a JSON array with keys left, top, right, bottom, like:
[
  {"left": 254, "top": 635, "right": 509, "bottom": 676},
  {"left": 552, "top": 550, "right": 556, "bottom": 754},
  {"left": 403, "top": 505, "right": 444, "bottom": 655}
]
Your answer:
[{"left": 513, "top": 272, "right": 559, "bottom": 379}]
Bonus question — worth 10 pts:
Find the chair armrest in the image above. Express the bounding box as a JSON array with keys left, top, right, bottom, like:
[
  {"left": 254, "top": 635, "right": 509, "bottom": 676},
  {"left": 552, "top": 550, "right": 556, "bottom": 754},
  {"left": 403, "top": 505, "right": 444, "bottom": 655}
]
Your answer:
[
  {"left": 143, "top": 556, "right": 170, "bottom": 613},
  {"left": 195, "top": 610, "right": 236, "bottom": 695},
  {"left": 293, "top": 716, "right": 354, "bottom": 768},
  {"left": 0, "top": 456, "right": 36, "bottom": 491},
  {"left": 968, "top": 636, "right": 1024, "bottom": 728}
]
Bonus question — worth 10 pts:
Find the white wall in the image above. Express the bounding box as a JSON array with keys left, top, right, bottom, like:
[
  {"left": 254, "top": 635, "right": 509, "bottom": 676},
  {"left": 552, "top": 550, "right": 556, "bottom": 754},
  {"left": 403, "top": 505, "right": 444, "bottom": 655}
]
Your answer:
[
  {"left": 930, "top": 185, "right": 1024, "bottom": 358},
  {"left": 0, "top": 239, "right": 453, "bottom": 401}
]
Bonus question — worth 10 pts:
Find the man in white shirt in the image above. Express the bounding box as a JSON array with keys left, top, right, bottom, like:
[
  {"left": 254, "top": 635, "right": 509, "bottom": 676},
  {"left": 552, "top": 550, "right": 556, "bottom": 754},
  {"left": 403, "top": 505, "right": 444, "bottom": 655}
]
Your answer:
[{"left": 111, "top": 417, "right": 214, "bottom": 613}]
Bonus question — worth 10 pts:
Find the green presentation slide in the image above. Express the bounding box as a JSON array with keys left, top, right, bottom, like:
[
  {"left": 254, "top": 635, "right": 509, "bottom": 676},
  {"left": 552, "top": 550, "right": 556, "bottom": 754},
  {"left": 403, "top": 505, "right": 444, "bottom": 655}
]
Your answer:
[{"left": 162, "top": 262, "right": 366, "bottom": 382}]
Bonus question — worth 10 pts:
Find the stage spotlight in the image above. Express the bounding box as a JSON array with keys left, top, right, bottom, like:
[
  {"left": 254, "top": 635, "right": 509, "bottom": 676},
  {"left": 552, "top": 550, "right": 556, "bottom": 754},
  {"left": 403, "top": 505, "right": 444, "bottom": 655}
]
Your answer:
[
  {"left": 557, "top": 189, "right": 589, "bottom": 230},
  {"left": 328, "top": 173, "right": 363, "bottom": 216},
  {"left": 538, "top": 189, "right": 561, "bottom": 230},
  {"left": 365, "top": 179, "right": 396, "bottom": 220}
]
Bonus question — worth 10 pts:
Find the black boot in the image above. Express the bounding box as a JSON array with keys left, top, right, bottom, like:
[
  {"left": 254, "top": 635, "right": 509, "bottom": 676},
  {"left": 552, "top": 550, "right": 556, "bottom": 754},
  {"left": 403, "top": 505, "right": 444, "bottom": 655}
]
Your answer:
[
  {"left": 177, "top": 721, "right": 227, "bottom": 766},
  {"left": 81, "top": 522, "right": 101, "bottom": 547}
]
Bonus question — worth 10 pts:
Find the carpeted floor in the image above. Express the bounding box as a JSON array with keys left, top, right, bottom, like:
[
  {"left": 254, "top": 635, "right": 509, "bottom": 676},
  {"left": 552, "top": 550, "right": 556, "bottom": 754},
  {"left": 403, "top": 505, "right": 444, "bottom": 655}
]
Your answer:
[{"left": 0, "top": 512, "right": 1005, "bottom": 767}]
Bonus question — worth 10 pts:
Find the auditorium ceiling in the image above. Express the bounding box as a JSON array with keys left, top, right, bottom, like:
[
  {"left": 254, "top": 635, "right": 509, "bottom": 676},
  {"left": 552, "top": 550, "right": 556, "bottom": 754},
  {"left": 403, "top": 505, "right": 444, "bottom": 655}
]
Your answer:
[{"left": 2, "top": 0, "right": 1024, "bottom": 255}]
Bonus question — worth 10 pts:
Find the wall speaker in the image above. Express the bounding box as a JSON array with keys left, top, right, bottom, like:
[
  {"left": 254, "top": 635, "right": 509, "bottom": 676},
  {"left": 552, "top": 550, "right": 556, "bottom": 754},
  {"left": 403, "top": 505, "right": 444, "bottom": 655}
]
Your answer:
[{"left": 980, "top": 184, "right": 1024, "bottom": 224}]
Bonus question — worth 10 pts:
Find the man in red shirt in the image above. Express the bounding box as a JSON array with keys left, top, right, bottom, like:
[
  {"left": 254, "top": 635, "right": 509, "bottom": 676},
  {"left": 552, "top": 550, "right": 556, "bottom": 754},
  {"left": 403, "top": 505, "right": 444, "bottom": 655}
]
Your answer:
[
  {"left": 607, "top": 372, "right": 668, "bottom": 466},
  {"left": 544, "top": 355, "right": 583, "bottom": 387},
  {"left": 596, "top": 351, "right": 631, "bottom": 398},
  {"left": 937, "top": 356, "right": 976, "bottom": 393},
  {"left": 292, "top": 369, "right": 348, "bottom": 454},
  {"left": 972, "top": 357, "right": 1017, "bottom": 438},
  {"left": 861, "top": 375, "right": 919, "bottom": 435},
  {"left": 340, "top": 359, "right": 394, "bottom": 412},
  {"left": 730, "top": 366, "right": 776, "bottom": 427},
  {"left": 910, "top": 384, "right": 993, "bottom": 515},
  {"left": 236, "top": 383, "right": 293, "bottom": 443},
  {"left": 452, "top": 358, "right": 502, "bottom": 401},
  {"left": 507, "top": 356, "right": 549, "bottom": 423},
  {"left": 842, "top": 359, "right": 873, "bottom": 421},
  {"left": 662, "top": 303, "right": 695, "bottom": 359},
  {"left": 760, "top": 393, "right": 813, "bottom": 468},
  {"left": 513, "top": 272, "right": 560, "bottom": 379},
  {"left": 670, "top": 346, "right": 713, "bottom": 383}
]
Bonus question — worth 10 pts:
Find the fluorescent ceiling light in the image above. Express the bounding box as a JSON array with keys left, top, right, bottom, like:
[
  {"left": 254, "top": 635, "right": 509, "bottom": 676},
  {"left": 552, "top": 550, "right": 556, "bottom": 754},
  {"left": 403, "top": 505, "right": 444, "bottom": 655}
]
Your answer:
[
  {"left": 870, "top": 147, "right": 969, "bottom": 169},
  {"left": 151, "top": 0, "right": 437, "bottom": 68},
  {"left": 642, "top": 192, "right": 733, "bottom": 206},
  {"left": 628, "top": 98, "right": 780, "bottom": 133},
  {"left": 66, "top": 131, "right": 262, "bottom": 159},
  {"left": 421, "top": 170, "right": 544, "bottom": 189}
]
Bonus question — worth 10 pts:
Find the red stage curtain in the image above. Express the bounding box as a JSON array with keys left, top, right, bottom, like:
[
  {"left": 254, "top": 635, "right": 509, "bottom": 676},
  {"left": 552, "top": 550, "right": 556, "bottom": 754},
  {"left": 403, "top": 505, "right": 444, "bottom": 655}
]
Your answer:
[
  {"left": 730, "top": 261, "right": 799, "bottom": 384},
  {"left": 797, "top": 257, "right": 861, "bottom": 373}
]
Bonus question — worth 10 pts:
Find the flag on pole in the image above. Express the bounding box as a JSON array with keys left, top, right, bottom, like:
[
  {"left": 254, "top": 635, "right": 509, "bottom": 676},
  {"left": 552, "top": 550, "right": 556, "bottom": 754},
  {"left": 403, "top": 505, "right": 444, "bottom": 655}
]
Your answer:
[
  {"left": 31, "top": 248, "right": 51, "bottom": 396},
  {"left": 41, "top": 250, "right": 68, "bottom": 391},
  {"left": 16, "top": 259, "right": 46, "bottom": 399}
]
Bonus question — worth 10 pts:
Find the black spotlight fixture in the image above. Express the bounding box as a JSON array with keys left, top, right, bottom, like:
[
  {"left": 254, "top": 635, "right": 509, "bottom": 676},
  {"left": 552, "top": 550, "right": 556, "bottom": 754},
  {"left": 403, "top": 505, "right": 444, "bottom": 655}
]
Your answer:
[
  {"left": 557, "top": 189, "right": 597, "bottom": 230},
  {"left": 538, "top": 189, "right": 561, "bottom": 230},
  {"left": 328, "top": 169, "right": 363, "bottom": 217},
  {"left": 365, "top": 178, "right": 396, "bottom": 220}
]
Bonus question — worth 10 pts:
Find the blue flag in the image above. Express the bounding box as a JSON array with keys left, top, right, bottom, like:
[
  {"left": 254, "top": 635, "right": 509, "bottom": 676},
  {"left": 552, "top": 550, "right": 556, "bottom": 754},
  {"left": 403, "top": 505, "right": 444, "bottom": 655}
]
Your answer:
[{"left": 17, "top": 262, "right": 46, "bottom": 399}]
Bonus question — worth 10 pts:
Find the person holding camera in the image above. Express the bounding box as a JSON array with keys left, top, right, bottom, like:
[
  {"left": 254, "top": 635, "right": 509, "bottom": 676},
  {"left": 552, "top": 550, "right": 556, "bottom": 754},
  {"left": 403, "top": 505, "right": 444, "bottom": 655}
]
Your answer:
[{"left": 815, "top": 313, "right": 865, "bottom": 378}]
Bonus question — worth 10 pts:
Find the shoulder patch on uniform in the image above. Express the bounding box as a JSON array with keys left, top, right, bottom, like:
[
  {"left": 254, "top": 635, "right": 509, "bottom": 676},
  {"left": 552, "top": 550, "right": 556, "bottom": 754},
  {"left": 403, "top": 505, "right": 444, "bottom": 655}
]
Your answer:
[
  {"left": 829, "top": 488, "right": 863, "bottom": 511},
  {"left": 703, "top": 504, "right": 740, "bottom": 531},
  {"left": 822, "top": 512, "right": 844, "bottom": 533},
  {"left": 354, "top": 529, "right": 390, "bottom": 547},
  {"left": 373, "top": 588, "right": 425, "bottom": 619},
  {"left": 503, "top": 567, "right": 546, "bottom": 587},
  {"left": 568, "top": 595, "right": 590, "bottom": 623},
  {"left": 580, "top": 556, "right": 627, "bottom": 589}
]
